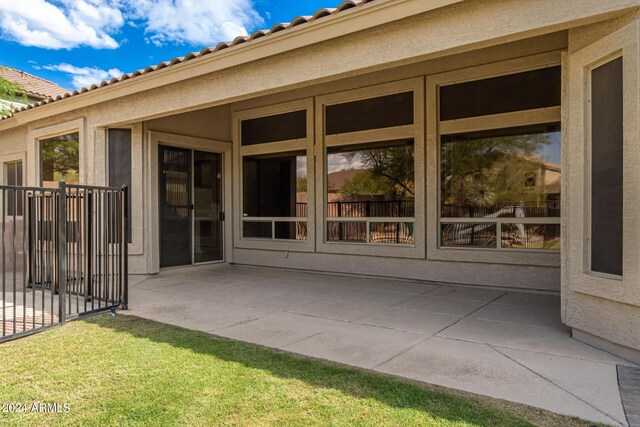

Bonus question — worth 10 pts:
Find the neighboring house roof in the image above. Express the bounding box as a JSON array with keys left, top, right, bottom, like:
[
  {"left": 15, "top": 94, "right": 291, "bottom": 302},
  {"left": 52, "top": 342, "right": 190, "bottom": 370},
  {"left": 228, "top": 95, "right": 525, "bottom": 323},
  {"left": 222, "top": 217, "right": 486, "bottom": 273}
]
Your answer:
[
  {"left": 0, "top": 66, "right": 68, "bottom": 100},
  {"left": 3, "top": 0, "right": 377, "bottom": 119}
]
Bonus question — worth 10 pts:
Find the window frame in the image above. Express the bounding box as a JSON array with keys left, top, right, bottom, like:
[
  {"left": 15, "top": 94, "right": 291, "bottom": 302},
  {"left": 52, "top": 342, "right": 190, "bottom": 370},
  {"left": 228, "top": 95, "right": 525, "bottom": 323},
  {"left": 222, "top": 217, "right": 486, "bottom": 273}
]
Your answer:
[
  {"left": 1, "top": 152, "right": 26, "bottom": 218},
  {"left": 233, "top": 98, "right": 315, "bottom": 252},
  {"left": 315, "top": 78, "right": 425, "bottom": 258},
  {"left": 28, "top": 118, "right": 85, "bottom": 188},
  {"left": 426, "top": 52, "right": 563, "bottom": 267}
]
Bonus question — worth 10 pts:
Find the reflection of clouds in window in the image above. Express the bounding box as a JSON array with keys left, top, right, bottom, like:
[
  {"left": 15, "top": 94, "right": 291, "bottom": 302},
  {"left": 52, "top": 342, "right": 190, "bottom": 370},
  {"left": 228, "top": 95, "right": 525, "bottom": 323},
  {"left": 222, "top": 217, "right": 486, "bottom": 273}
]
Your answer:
[
  {"left": 327, "top": 153, "right": 366, "bottom": 173},
  {"left": 296, "top": 156, "right": 307, "bottom": 177}
]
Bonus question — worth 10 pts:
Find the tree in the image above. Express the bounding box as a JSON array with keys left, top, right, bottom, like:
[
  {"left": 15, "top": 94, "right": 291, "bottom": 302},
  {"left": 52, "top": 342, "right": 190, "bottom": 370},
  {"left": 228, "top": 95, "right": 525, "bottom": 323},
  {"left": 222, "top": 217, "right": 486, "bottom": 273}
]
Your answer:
[
  {"left": 342, "top": 144, "right": 415, "bottom": 198},
  {"left": 0, "top": 71, "right": 27, "bottom": 117}
]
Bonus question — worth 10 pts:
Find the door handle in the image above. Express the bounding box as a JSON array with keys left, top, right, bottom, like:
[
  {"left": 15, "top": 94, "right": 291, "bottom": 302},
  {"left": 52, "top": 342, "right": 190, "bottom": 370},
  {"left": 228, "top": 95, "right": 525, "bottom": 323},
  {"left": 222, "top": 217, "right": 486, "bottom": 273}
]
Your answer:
[{"left": 219, "top": 212, "right": 225, "bottom": 221}]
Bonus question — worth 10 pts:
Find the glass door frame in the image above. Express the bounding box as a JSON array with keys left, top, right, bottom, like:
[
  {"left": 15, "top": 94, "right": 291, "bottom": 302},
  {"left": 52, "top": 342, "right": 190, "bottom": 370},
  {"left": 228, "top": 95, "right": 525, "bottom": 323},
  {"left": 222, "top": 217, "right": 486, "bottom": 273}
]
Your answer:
[{"left": 149, "top": 131, "right": 232, "bottom": 272}]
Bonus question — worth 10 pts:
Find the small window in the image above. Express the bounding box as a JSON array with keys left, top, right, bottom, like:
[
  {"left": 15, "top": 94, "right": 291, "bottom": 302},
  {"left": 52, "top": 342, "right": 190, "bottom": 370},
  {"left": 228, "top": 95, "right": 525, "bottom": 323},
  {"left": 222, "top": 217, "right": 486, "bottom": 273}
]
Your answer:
[
  {"left": 242, "top": 151, "right": 307, "bottom": 240},
  {"left": 326, "top": 140, "right": 415, "bottom": 244},
  {"left": 325, "top": 92, "right": 414, "bottom": 135},
  {"left": 40, "top": 132, "right": 80, "bottom": 187},
  {"left": 591, "top": 57, "right": 623, "bottom": 276},
  {"left": 5, "top": 160, "right": 23, "bottom": 216},
  {"left": 439, "top": 66, "right": 561, "bottom": 121},
  {"left": 108, "top": 128, "right": 132, "bottom": 243},
  {"left": 241, "top": 110, "right": 306, "bottom": 146}
]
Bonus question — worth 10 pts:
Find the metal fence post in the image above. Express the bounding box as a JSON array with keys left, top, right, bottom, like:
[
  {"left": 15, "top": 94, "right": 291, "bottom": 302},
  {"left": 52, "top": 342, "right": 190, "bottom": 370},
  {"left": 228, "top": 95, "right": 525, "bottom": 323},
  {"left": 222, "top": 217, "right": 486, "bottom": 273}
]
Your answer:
[
  {"left": 121, "top": 185, "right": 129, "bottom": 310},
  {"left": 57, "top": 181, "right": 67, "bottom": 325}
]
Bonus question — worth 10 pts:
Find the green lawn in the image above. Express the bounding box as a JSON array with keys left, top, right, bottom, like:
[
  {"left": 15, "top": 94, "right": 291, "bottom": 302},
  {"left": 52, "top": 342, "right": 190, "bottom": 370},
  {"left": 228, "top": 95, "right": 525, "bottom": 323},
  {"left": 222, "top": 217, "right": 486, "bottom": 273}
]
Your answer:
[{"left": 0, "top": 315, "right": 593, "bottom": 426}]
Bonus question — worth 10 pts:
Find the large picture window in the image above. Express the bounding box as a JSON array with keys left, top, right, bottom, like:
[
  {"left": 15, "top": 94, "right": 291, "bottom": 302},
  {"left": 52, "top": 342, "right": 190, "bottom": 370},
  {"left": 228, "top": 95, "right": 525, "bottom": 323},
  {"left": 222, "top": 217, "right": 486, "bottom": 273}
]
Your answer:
[
  {"left": 440, "top": 124, "right": 561, "bottom": 250},
  {"left": 326, "top": 140, "right": 415, "bottom": 244},
  {"left": 40, "top": 132, "right": 80, "bottom": 188},
  {"left": 237, "top": 102, "right": 312, "bottom": 246}
]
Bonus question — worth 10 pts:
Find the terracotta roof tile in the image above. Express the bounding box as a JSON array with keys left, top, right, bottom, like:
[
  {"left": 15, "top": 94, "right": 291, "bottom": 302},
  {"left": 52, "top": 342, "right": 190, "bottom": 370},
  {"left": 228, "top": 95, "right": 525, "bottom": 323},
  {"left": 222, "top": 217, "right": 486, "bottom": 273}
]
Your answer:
[
  {"left": 0, "top": 66, "right": 68, "bottom": 100},
  {"left": 2, "top": 0, "right": 378, "bottom": 119}
]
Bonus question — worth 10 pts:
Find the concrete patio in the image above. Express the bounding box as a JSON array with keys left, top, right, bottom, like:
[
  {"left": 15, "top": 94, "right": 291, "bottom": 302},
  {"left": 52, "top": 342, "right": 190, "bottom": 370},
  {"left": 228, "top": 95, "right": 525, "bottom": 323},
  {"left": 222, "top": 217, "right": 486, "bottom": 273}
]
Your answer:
[{"left": 126, "top": 264, "right": 636, "bottom": 426}]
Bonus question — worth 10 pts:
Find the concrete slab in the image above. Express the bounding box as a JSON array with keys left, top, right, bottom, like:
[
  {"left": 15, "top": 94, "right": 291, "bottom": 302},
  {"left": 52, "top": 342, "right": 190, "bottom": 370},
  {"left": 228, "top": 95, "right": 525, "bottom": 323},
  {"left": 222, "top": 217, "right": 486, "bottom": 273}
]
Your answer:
[
  {"left": 470, "top": 303, "right": 564, "bottom": 328},
  {"left": 288, "top": 298, "right": 390, "bottom": 321},
  {"left": 215, "top": 312, "right": 342, "bottom": 348},
  {"left": 497, "top": 346, "right": 627, "bottom": 425},
  {"left": 376, "top": 336, "right": 619, "bottom": 425},
  {"left": 393, "top": 295, "right": 488, "bottom": 316},
  {"left": 425, "top": 286, "right": 506, "bottom": 302},
  {"left": 437, "top": 317, "right": 628, "bottom": 364},
  {"left": 124, "top": 265, "right": 632, "bottom": 425},
  {"left": 494, "top": 292, "right": 561, "bottom": 308},
  {"left": 283, "top": 321, "right": 427, "bottom": 369},
  {"left": 354, "top": 306, "right": 460, "bottom": 334}
]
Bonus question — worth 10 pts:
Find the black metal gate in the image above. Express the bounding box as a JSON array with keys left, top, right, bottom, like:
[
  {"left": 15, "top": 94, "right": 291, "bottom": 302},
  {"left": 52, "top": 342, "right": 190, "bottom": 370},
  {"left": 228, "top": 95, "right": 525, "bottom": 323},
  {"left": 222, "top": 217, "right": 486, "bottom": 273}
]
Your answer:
[{"left": 1, "top": 181, "right": 128, "bottom": 342}]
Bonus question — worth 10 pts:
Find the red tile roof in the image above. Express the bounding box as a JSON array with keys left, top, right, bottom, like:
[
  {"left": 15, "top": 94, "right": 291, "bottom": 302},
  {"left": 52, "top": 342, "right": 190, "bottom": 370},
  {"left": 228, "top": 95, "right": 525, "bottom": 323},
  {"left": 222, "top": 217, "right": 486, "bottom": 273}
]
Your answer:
[
  {"left": 0, "top": 66, "right": 68, "bottom": 100},
  {"left": 3, "top": 0, "right": 377, "bottom": 119}
]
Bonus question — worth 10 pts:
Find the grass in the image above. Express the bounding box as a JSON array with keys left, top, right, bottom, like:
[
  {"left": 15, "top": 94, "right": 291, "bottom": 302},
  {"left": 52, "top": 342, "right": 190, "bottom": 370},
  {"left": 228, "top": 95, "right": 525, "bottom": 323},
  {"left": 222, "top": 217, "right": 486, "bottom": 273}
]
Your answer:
[{"left": 0, "top": 315, "right": 596, "bottom": 426}]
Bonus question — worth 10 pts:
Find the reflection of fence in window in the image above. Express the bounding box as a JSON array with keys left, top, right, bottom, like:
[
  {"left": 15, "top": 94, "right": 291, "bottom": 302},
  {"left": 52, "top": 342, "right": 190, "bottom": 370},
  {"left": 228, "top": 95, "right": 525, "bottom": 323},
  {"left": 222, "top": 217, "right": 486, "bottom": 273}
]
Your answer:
[
  {"left": 441, "top": 223, "right": 497, "bottom": 248},
  {"left": 501, "top": 223, "right": 560, "bottom": 250},
  {"left": 441, "top": 200, "right": 560, "bottom": 218},
  {"left": 327, "top": 200, "right": 414, "bottom": 218},
  {"left": 325, "top": 200, "right": 415, "bottom": 245},
  {"left": 440, "top": 221, "right": 560, "bottom": 250}
]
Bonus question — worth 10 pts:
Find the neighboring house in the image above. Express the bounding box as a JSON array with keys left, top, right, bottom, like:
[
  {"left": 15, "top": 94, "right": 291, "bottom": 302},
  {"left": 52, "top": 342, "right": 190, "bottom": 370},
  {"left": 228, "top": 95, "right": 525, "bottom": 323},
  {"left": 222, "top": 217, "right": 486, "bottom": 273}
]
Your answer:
[
  {"left": 0, "top": 66, "right": 68, "bottom": 111},
  {"left": 0, "top": 0, "right": 638, "bottom": 364}
]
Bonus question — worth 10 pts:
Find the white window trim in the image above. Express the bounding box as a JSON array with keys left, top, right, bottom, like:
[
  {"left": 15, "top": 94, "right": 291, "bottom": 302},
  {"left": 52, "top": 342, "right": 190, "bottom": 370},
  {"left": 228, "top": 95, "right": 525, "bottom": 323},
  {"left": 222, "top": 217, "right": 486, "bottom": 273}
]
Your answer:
[
  {"left": 566, "top": 20, "right": 640, "bottom": 306},
  {"left": 233, "top": 98, "right": 315, "bottom": 252},
  {"left": 27, "top": 118, "right": 85, "bottom": 187},
  {"left": 426, "top": 52, "right": 563, "bottom": 267},
  {"left": 315, "top": 78, "right": 425, "bottom": 259}
]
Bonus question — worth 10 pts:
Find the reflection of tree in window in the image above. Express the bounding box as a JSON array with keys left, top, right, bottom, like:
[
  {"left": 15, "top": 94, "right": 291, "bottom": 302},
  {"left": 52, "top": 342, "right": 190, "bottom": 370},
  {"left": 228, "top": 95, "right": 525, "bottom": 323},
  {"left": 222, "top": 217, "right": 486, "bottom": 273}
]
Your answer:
[
  {"left": 41, "top": 132, "right": 80, "bottom": 187},
  {"left": 327, "top": 140, "right": 415, "bottom": 244},
  {"left": 441, "top": 125, "right": 561, "bottom": 218},
  {"left": 440, "top": 124, "right": 561, "bottom": 250}
]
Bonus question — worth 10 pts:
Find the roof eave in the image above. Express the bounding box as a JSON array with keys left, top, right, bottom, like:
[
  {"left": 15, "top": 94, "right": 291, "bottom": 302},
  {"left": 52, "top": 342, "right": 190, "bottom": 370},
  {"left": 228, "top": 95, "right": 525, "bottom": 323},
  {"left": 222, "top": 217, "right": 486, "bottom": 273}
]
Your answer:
[{"left": 0, "top": 0, "right": 464, "bottom": 131}]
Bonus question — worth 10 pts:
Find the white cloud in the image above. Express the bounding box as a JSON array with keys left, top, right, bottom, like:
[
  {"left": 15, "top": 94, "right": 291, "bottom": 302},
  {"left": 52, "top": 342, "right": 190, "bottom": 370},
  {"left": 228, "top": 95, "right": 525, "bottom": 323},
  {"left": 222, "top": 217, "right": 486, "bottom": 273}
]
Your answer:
[
  {"left": 43, "top": 63, "right": 123, "bottom": 88},
  {"left": 122, "top": 0, "right": 262, "bottom": 47},
  {"left": 0, "top": 0, "right": 263, "bottom": 50},
  {"left": 0, "top": 0, "right": 122, "bottom": 49}
]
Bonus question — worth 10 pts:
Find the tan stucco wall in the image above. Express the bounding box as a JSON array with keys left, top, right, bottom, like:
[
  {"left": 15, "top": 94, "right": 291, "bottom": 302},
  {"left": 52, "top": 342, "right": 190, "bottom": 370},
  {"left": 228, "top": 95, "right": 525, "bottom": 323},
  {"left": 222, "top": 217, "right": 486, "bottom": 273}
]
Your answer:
[
  {"left": 145, "top": 105, "right": 231, "bottom": 142},
  {"left": 562, "top": 12, "right": 640, "bottom": 362}
]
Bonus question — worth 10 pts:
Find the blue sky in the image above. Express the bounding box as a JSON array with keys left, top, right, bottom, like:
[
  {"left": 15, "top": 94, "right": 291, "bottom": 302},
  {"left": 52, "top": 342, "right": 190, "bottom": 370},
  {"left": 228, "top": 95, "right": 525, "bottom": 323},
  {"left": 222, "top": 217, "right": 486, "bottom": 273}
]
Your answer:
[{"left": 0, "top": 1, "right": 330, "bottom": 90}]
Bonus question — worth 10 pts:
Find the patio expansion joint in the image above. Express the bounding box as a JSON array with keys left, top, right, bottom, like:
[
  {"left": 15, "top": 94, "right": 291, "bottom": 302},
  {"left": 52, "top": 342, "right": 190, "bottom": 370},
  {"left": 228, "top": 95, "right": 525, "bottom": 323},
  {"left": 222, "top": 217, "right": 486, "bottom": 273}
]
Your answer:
[
  {"left": 490, "top": 344, "right": 624, "bottom": 426},
  {"left": 371, "top": 293, "right": 509, "bottom": 371}
]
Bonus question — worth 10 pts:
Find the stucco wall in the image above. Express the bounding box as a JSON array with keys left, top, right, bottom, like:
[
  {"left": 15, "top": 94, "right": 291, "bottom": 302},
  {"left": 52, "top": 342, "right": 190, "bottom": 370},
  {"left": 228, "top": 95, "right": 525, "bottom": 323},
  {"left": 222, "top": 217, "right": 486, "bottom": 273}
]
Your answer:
[
  {"left": 563, "top": 12, "right": 640, "bottom": 362},
  {"left": 145, "top": 105, "right": 231, "bottom": 142}
]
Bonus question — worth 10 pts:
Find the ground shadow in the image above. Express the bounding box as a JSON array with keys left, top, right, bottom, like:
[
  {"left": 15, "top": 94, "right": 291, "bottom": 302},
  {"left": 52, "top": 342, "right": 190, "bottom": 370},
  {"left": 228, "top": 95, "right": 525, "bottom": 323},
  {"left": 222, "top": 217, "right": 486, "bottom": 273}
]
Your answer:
[{"left": 87, "top": 314, "right": 590, "bottom": 427}]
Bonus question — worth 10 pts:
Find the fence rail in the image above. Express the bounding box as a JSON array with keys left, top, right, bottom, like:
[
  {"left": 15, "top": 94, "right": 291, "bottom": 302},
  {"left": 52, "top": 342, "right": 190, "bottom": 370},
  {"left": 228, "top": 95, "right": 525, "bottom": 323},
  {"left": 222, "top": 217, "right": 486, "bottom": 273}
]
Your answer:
[{"left": 1, "top": 181, "right": 128, "bottom": 343}]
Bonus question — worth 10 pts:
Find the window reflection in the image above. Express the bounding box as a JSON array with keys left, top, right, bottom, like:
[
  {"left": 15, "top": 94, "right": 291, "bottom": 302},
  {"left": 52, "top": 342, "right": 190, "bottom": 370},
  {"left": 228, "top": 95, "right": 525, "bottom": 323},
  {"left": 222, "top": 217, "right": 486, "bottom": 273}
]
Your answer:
[
  {"left": 440, "top": 124, "right": 561, "bottom": 250},
  {"left": 326, "top": 140, "right": 415, "bottom": 244},
  {"left": 41, "top": 132, "right": 80, "bottom": 188}
]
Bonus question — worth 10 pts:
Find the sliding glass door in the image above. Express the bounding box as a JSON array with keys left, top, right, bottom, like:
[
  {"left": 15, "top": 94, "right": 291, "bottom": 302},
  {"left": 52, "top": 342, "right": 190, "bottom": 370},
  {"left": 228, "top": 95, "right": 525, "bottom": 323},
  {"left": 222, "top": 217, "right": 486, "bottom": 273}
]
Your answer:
[{"left": 159, "top": 146, "right": 223, "bottom": 267}]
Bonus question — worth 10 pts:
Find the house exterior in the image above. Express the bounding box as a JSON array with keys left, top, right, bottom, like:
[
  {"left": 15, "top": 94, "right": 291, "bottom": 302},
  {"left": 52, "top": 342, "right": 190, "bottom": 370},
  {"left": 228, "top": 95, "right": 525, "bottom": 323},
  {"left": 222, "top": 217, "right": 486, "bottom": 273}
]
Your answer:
[{"left": 0, "top": 0, "right": 638, "bottom": 363}]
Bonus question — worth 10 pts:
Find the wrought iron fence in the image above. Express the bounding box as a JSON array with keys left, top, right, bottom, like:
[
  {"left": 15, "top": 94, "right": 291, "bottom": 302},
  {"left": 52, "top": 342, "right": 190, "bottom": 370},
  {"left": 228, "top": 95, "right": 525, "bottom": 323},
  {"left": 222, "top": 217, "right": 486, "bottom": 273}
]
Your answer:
[{"left": 1, "top": 181, "right": 128, "bottom": 343}]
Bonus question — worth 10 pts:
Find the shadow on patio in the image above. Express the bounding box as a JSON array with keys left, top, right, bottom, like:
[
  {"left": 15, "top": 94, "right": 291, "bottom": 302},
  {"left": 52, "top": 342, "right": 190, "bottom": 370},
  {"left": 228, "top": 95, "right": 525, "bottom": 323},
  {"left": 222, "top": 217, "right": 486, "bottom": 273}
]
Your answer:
[{"left": 123, "top": 264, "right": 633, "bottom": 426}]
